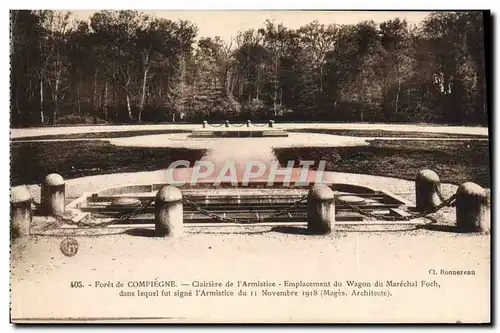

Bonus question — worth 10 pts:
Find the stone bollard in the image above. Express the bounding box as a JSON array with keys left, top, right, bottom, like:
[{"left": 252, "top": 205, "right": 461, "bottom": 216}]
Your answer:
[
  {"left": 41, "top": 173, "right": 65, "bottom": 216},
  {"left": 416, "top": 169, "right": 441, "bottom": 212},
  {"left": 225, "top": 120, "right": 230, "bottom": 128},
  {"left": 307, "top": 184, "right": 335, "bottom": 234},
  {"left": 268, "top": 120, "right": 274, "bottom": 128},
  {"left": 456, "top": 182, "right": 490, "bottom": 233},
  {"left": 202, "top": 120, "right": 207, "bottom": 128},
  {"left": 11, "top": 186, "right": 32, "bottom": 237},
  {"left": 246, "top": 120, "right": 251, "bottom": 127},
  {"left": 155, "top": 186, "right": 183, "bottom": 237}
]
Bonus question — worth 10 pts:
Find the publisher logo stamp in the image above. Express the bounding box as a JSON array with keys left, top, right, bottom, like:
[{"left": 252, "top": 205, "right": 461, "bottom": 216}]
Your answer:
[{"left": 60, "top": 238, "right": 79, "bottom": 257}]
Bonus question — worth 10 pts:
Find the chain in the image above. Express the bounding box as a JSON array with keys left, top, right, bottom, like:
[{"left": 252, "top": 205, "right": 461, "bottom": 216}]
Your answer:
[
  {"left": 251, "top": 123, "right": 269, "bottom": 127},
  {"left": 206, "top": 122, "right": 271, "bottom": 128},
  {"left": 31, "top": 198, "right": 154, "bottom": 231},
  {"left": 206, "top": 123, "right": 225, "bottom": 128},
  {"left": 336, "top": 192, "right": 456, "bottom": 222},
  {"left": 30, "top": 198, "right": 41, "bottom": 210},
  {"left": 260, "top": 195, "right": 308, "bottom": 221},
  {"left": 229, "top": 123, "right": 246, "bottom": 128},
  {"left": 182, "top": 195, "right": 308, "bottom": 224},
  {"left": 434, "top": 183, "right": 449, "bottom": 203},
  {"left": 29, "top": 183, "right": 455, "bottom": 230}
]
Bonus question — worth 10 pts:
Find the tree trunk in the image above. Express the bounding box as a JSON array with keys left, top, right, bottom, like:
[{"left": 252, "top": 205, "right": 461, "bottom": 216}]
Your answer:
[
  {"left": 256, "top": 65, "right": 260, "bottom": 100},
  {"left": 319, "top": 64, "right": 323, "bottom": 93},
  {"left": 93, "top": 68, "right": 98, "bottom": 111},
  {"left": 238, "top": 74, "right": 243, "bottom": 98},
  {"left": 125, "top": 84, "right": 132, "bottom": 121},
  {"left": 76, "top": 82, "right": 81, "bottom": 115},
  {"left": 15, "top": 85, "right": 19, "bottom": 116},
  {"left": 273, "top": 67, "right": 278, "bottom": 116},
  {"left": 226, "top": 67, "right": 241, "bottom": 115},
  {"left": 112, "top": 82, "right": 117, "bottom": 120},
  {"left": 138, "top": 53, "right": 150, "bottom": 123},
  {"left": 40, "top": 75, "right": 44, "bottom": 124},
  {"left": 394, "top": 79, "right": 401, "bottom": 116},
  {"left": 443, "top": 73, "right": 450, "bottom": 95},
  {"left": 273, "top": 89, "right": 277, "bottom": 116},
  {"left": 476, "top": 67, "right": 486, "bottom": 119},
  {"left": 138, "top": 71, "right": 149, "bottom": 123},
  {"left": 273, "top": 60, "right": 278, "bottom": 116},
  {"left": 52, "top": 75, "right": 60, "bottom": 125},
  {"left": 103, "top": 81, "right": 108, "bottom": 120}
]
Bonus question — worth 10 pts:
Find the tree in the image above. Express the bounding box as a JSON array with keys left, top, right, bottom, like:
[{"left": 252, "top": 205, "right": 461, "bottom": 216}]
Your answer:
[
  {"left": 258, "top": 20, "right": 291, "bottom": 116},
  {"left": 41, "top": 11, "right": 73, "bottom": 124},
  {"left": 10, "top": 10, "right": 45, "bottom": 124},
  {"left": 298, "top": 21, "right": 337, "bottom": 94},
  {"left": 379, "top": 18, "right": 415, "bottom": 120},
  {"left": 421, "top": 12, "right": 485, "bottom": 123},
  {"left": 10, "top": 10, "right": 489, "bottom": 126}
]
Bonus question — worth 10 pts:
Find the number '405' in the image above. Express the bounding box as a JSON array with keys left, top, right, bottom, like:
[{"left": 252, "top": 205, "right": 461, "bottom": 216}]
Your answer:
[{"left": 70, "top": 281, "right": 83, "bottom": 288}]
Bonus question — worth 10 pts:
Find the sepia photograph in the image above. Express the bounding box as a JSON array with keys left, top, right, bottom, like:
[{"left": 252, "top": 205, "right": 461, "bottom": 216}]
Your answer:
[{"left": 9, "top": 9, "right": 491, "bottom": 323}]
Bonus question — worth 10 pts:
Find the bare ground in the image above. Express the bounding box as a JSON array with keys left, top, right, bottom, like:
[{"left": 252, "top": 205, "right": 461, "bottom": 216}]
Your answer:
[{"left": 10, "top": 223, "right": 490, "bottom": 323}]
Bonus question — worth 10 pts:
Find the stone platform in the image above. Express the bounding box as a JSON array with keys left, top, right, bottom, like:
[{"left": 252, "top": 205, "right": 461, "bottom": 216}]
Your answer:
[
  {"left": 31, "top": 181, "right": 412, "bottom": 231},
  {"left": 189, "top": 128, "right": 289, "bottom": 138}
]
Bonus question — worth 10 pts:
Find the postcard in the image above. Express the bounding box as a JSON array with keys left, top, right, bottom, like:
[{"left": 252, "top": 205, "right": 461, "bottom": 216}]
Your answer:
[{"left": 9, "top": 10, "right": 491, "bottom": 323}]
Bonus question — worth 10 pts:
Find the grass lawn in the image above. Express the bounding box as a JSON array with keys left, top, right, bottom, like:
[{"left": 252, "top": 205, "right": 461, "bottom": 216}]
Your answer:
[
  {"left": 274, "top": 139, "right": 491, "bottom": 188},
  {"left": 11, "top": 136, "right": 491, "bottom": 189},
  {"left": 11, "top": 129, "right": 190, "bottom": 141},
  {"left": 10, "top": 141, "right": 206, "bottom": 186},
  {"left": 287, "top": 128, "right": 488, "bottom": 138}
]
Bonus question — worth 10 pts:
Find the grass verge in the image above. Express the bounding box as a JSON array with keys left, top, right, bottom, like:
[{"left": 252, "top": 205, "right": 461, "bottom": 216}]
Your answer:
[
  {"left": 287, "top": 129, "right": 487, "bottom": 138},
  {"left": 10, "top": 141, "right": 206, "bottom": 186},
  {"left": 11, "top": 129, "right": 190, "bottom": 141},
  {"left": 274, "top": 140, "right": 490, "bottom": 187}
]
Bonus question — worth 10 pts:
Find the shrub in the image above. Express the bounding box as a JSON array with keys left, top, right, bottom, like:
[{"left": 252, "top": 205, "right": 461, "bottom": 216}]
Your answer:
[{"left": 55, "top": 114, "right": 108, "bottom": 125}]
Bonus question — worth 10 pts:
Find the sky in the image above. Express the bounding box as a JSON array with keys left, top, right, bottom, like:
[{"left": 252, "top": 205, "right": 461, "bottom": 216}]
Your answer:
[{"left": 70, "top": 10, "right": 434, "bottom": 41}]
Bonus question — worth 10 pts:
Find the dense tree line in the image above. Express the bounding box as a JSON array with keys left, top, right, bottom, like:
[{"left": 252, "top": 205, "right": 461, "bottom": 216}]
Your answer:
[{"left": 10, "top": 10, "right": 488, "bottom": 126}]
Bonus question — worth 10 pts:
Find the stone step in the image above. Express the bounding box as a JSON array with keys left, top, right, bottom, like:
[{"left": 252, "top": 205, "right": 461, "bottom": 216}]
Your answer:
[
  {"left": 189, "top": 131, "right": 215, "bottom": 138},
  {"left": 262, "top": 130, "right": 289, "bottom": 137},
  {"left": 188, "top": 129, "right": 289, "bottom": 138}
]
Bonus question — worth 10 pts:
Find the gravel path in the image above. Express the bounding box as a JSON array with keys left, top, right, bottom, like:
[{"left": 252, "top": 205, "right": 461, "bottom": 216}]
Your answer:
[
  {"left": 11, "top": 123, "right": 489, "bottom": 139},
  {"left": 108, "top": 132, "right": 370, "bottom": 149},
  {"left": 11, "top": 223, "right": 490, "bottom": 323}
]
